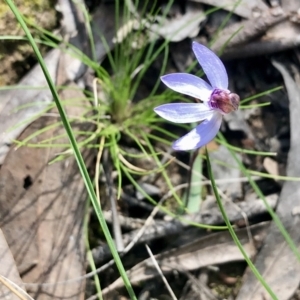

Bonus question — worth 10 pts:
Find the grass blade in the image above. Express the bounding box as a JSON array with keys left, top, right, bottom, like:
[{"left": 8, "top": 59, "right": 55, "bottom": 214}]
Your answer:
[{"left": 4, "top": 1, "right": 137, "bottom": 298}]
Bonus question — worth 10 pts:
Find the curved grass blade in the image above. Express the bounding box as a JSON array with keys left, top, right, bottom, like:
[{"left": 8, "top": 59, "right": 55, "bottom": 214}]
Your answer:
[
  {"left": 5, "top": 1, "right": 137, "bottom": 298},
  {"left": 205, "top": 148, "right": 278, "bottom": 300}
]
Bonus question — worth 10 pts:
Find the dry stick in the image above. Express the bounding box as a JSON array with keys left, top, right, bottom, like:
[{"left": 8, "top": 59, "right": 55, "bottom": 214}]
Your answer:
[
  {"left": 102, "top": 148, "right": 124, "bottom": 251},
  {"left": 121, "top": 191, "right": 166, "bottom": 216},
  {"left": 92, "top": 175, "right": 274, "bottom": 264},
  {"left": 164, "top": 151, "right": 261, "bottom": 186},
  {"left": 29, "top": 196, "right": 167, "bottom": 294},
  {"left": 163, "top": 151, "right": 255, "bottom": 246},
  {"left": 98, "top": 153, "right": 262, "bottom": 262},
  {"left": 24, "top": 152, "right": 169, "bottom": 290},
  {"left": 23, "top": 193, "right": 274, "bottom": 290},
  {"left": 103, "top": 210, "right": 144, "bottom": 230},
  {"left": 118, "top": 152, "right": 148, "bottom": 173},
  {"left": 0, "top": 275, "right": 33, "bottom": 300},
  {"left": 94, "top": 78, "right": 106, "bottom": 203},
  {"left": 98, "top": 147, "right": 173, "bottom": 254},
  {"left": 145, "top": 244, "right": 178, "bottom": 300},
  {"left": 211, "top": 8, "right": 287, "bottom": 52},
  {"left": 95, "top": 136, "right": 105, "bottom": 204},
  {"left": 92, "top": 196, "right": 168, "bottom": 272},
  {"left": 92, "top": 77, "right": 99, "bottom": 107},
  {"left": 85, "top": 199, "right": 167, "bottom": 300},
  {"left": 119, "top": 197, "right": 164, "bottom": 254},
  {"left": 160, "top": 178, "right": 259, "bottom": 198},
  {"left": 178, "top": 268, "right": 217, "bottom": 300},
  {"left": 24, "top": 148, "right": 262, "bottom": 289},
  {"left": 92, "top": 193, "right": 278, "bottom": 265}
]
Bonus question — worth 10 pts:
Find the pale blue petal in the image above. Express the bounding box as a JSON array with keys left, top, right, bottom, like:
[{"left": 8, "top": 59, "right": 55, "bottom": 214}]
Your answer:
[
  {"left": 154, "top": 103, "right": 214, "bottom": 123},
  {"left": 172, "top": 112, "right": 222, "bottom": 150},
  {"left": 161, "top": 73, "right": 212, "bottom": 102},
  {"left": 192, "top": 42, "right": 228, "bottom": 89}
]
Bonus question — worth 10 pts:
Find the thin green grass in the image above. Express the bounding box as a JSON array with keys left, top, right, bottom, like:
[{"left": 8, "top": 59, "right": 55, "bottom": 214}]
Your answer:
[
  {"left": 4, "top": 0, "right": 299, "bottom": 299},
  {"left": 206, "top": 148, "right": 278, "bottom": 300},
  {"left": 84, "top": 201, "right": 103, "bottom": 300},
  {"left": 218, "top": 132, "right": 300, "bottom": 263},
  {"left": 5, "top": 1, "right": 137, "bottom": 299}
]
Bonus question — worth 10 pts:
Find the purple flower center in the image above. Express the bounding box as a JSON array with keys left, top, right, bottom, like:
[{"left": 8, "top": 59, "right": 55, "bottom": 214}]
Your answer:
[{"left": 209, "top": 89, "right": 240, "bottom": 114}]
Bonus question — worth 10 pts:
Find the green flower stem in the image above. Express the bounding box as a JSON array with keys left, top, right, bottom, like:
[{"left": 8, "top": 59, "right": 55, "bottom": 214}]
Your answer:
[
  {"left": 205, "top": 148, "right": 278, "bottom": 300},
  {"left": 218, "top": 132, "right": 300, "bottom": 262}
]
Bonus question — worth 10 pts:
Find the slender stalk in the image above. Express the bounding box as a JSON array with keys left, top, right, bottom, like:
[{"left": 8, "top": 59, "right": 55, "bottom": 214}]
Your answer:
[
  {"left": 218, "top": 132, "right": 300, "bottom": 262},
  {"left": 5, "top": 1, "right": 137, "bottom": 298},
  {"left": 205, "top": 148, "right": 278, "bottom": 300}
]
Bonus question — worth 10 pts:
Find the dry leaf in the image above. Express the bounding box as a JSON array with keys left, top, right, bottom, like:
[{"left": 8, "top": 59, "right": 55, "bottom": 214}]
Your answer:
[
  {"left": 102, "top": 222, "right": 269, "bottom": 296},
  {"left": 189, "top": 0, "right": 268, "bottom": 19},
  {"left": 0, "top": 229, "right": 26, "bottom": 300},
  {"left": 149, "top": 2, "right": 206, "bottom": 42},
  {"left": 222, "top": 20, "right": 300, "bottom": 59},
  {"left": 0, "top": 83, "right": 92, "bottom": 299},
  {"left": 211, "top": 7, "right": 287, "bottom": 53},
  {"left": 0, "top": 49, "right": 60, "bottom": 165},
  {"left": 236, "top": 60, "right": 300, "bottom": 300},
  {"left": 93, "top": 194, "right": 278, "bottom": 264}
]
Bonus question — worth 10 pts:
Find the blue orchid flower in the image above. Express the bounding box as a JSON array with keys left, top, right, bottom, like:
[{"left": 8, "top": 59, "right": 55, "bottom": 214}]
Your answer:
[{"left": 154, "top": 42, "right": 240, "bottom": 151}]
